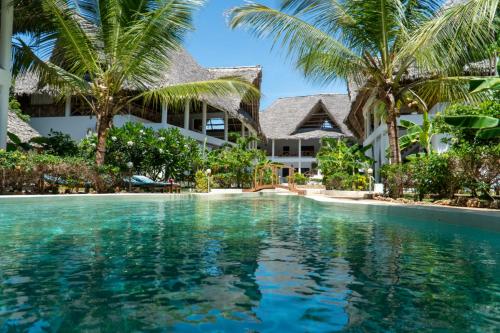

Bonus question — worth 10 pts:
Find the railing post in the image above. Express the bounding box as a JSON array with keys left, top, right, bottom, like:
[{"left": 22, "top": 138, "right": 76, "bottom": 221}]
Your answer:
[
  {"left": 224, "top": 111, "right": 228, "bottom": 142},
  {"left": 184, "top": 100, "right": 190, "bottom": 130},
  {"left": 202, "top": 102, "right": 207, "bottom": 135},
  {"left": 161, "top": 103, "right": 168, "bottom": 124}
]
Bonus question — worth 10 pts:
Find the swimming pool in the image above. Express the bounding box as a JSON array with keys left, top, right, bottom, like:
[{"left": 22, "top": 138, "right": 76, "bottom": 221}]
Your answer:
[{"left": 0, "top": 194, "right": 498, "bottom": 332}]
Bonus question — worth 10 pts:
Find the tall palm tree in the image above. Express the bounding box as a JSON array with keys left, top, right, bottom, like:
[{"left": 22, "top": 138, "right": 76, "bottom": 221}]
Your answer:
[
  {"left": 13, "top": 0, "right": 259, "bottom": 166},
  {"left": 229, "top": 0, "right": 497, "bottom": 164}
]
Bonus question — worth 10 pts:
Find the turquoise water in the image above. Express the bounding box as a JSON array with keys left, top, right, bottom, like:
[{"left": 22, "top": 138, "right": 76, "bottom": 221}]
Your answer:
[{"left": 0, "top": 194, "right": 498, "bottom": 332}]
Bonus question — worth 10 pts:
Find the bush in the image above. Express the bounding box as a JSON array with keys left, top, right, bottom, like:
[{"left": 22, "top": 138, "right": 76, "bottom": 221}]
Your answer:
[
  {"left": 80, "top": 123, "right": 201, "bottom": 182},
  {"left": 324, "top": 171, "right": 369, "bottom": 191},
  {"left": 195, "top": 170, "right": 208, "bottom": 193},
  {"left": 0, "top": 151, "right": 96, "bottom": 194},
  {"left": 33, "top": 130, "right": 79, "bottom": 157},
  {"left": 207, "top": 136, "right": 265, "bottom": 188},
  {"left": 380, "top": 164, "right": 414, "bottom": 198},
  {"left": 408, "top": 154, "right": 456, "bottom": 200},
  {"left": 318, "top": 138, "right": 372, "bottom": 190},
  {"left": 290, "top": 173, "right": 309, "bottom": 185}
]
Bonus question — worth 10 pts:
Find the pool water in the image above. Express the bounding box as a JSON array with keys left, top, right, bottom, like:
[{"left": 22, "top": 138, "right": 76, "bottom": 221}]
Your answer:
[{"left": 0, "top": 194, "right": 498, "bottom": 332}]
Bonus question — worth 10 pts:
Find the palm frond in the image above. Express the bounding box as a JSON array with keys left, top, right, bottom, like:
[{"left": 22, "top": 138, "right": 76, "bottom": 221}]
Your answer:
[
  {"left": 137, "top": 77, "right": 260, "bottom": 108},
  {"left": 40, "top": 0, "right": 101, "bottom": 76},
  {"left": 228, "top": 3, "right": 362, "bottom": 65},
  {"left": 116, "top": 0, "right": 205, "bottom": 87},
  {"left": 410, "top": 76, "right": 493, "bottom": 107},
  {"left": 13, "top": 38, "right": 91, "bottom": 96},
  {"left": 398, "top": 0, "right": 498, "bottom": 75}
]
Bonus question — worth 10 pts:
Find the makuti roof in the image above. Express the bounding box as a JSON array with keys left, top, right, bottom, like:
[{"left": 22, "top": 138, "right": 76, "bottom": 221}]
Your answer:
[
  {"left": 13, "top": 49, "right": 262, "bottom": 129},
  {"left": 7, "top": 111, "right": 40, "bottom": 143},
  {"left": 260, "top": 94, "right": 353, "bottom": 140}
]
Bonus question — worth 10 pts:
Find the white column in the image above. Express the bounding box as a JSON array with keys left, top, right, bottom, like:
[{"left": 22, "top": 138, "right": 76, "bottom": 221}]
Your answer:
[
  {"left": 298, "top": 139, "right": 302, "bottom": 174},
  {"left": 0, "top": 0, "right": 14, "bottom": 150},
  {"left": 161, "top": 103, "right": 168, "bottom": 124},
  {"left": 64, "top": 96, "right": 72, "bottom": 117},
  {"left": 202, "top": 102, "right": 207, "bottom": 135},
  {"left": 271, "top": 139, "right": 275, "bottom": 158},
  {"left": 224, "top": 111, "right": 229, "bottom": 142},
  {"left": 183, "top": 100, "right": 190, "bottom": 130}
]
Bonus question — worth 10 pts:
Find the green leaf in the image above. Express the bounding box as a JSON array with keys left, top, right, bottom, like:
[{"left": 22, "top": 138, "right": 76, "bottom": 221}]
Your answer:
[
  {"left": 443, "top": 115, "right": 499, "bottom": 129},
  {"left": 400, "top": 119, "right": 418, "bottom": 128},
  {"left": 476, "top": 127, "right": 500, "bottom": 139},
  {"left": 471, "top": 77, "right": 500, "bottom": 94},
  {"left": 7, "top": 132, "right": 22, "bottom": 145}
]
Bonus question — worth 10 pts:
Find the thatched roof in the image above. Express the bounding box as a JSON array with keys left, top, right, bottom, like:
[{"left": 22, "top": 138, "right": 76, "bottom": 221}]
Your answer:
[
  {"left": 7, "top": 111, "right": 40, "bottom": 143},
  {"left": 260, "top": 94, "right": 353, "bottom": 140},
  {"left": 13, "top": 49, "right": 262, "bottom": 130},
  {"left": 208, "top": 66, "right": 262, "bottom": 85}
]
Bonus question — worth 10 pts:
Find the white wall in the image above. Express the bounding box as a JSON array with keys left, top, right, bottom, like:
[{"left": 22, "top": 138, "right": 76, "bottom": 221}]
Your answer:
[
  {"left": 29, "top": 115, "right": 230, "bottom": 147},
  {"left": 363, "top": 103, "right": 450, "bottom": 180}
]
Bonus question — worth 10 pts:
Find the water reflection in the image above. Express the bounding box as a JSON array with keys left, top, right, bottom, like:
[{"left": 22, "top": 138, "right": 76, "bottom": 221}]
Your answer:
[{"left": 0, "top": 195, "right": 498, "bottom": 332}]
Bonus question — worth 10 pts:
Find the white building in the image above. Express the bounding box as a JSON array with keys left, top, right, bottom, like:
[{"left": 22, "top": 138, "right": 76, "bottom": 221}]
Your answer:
[
  {"left": 0, "top": 0, "right": 13, "bottom": 149},
  {"left": 13, "top": 50, "right": 262, "bottom": 148},
  {"left": 259, "top": 94, "right": 353, "bottom": 177},
  {"left": 344, "top": 61, "right": 495, "bottom": 181}
]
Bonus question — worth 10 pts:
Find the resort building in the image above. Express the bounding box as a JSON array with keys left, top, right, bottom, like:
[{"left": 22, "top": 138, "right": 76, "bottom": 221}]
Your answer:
[
  {"left": 0, "top": 0, "right": 13, "bottom": 149},
  {"left": 13, "top": 49, "right": 262, "bottom": 148},
  {"left": 259, "top": 94, "right": 353, "bottom": 176},
  {"left": 345, "top": 62, "right": 497, "bottom": 181}
]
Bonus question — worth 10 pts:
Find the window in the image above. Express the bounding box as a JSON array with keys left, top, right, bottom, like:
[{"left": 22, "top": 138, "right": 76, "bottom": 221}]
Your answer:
[
  {"left": 206, "top": 118, "right": 225, "bottom": 131},
  {"left": 296, "top": 104, "right": 341, "bottom": 133},
  {"left": 283, "top": 146, "right": 290, "bottom": 156},
  {"left": 301, "top": 146, "right": 315, "bottom": 157}
]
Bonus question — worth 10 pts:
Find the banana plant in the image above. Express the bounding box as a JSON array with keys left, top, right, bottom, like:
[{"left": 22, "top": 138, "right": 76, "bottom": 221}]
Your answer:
[
  {"left": 399, "top": 110, "right": 436, "bottom": 154},
  {"left": 470, "top": 77, "right": 500, "bottom": 94},
  {"left": 443, "top": 115, "right": 500, "bottom": 139}
]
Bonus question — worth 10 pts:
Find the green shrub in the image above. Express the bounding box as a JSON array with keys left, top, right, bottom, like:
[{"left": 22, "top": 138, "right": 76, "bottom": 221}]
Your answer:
[
  {"left": 290, "top": 173, "right": 309, "bottom": 185},
  {"left": 380, "top": 163, "right": 414, "bottom": 198},
  {"left": 324, "top": 171, "right": 369, "bottom": 190},
  {"left": 80, "top": 123, "right": 201, "bottom": 181},
  {"left": 207, "top": 136, "right": 265, "bottom": 188},
  {"left": 0, "top": 151, "right": 96, "bottom": 194},
  {"left": 408, "top": 154, "right": 455, "bottom": 200},
  {"left": 195, "top": 170, "right": 208, "bottom": 193},
  {"left": 318, "top": 138, "right": 372, "bottom": 190},
  {"left": 32, "top": 130, "right": 79, "bottom": 157}
]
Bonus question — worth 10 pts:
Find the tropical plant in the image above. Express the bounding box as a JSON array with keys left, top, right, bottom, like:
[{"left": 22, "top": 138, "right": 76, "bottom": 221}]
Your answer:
[
  {"left": 436, "top": 98, "right": 500, "bottom": 143},
  {"left": 207, "top": 136, "right": 265, "bottom": 188},
  {"left": 14, "top": 0, "right": 259, "bottom": 167},
  {"left": 80, "top": 122, "right": 201, "bottom": 181},
  {"left": 399, "top": 110, "right": 436, "bottom": 154},
  {"left": 194, "top": 170, "right": 208, "bottom": 192},
  {"left": 317, "top": 138, "right": 372, "bottom": 190},
  {"left": 31, "top": 130, "right": 79, "bottom": 156},
  {"left": 229, "top": 0, "right": 498, "bottom": 167}
]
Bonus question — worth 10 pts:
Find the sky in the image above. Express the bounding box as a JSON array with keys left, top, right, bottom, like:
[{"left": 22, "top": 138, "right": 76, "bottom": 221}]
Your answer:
[{"left": 184, "top": 0, "right": 347, "bottom": 110}]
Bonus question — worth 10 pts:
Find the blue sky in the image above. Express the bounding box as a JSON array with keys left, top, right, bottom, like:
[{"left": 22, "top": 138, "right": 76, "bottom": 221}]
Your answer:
[{"left": 184, "top": 0, "right": 347, "bottom": 109}]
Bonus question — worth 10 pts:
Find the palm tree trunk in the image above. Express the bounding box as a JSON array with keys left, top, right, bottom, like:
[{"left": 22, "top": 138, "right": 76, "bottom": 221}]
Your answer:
[
  {"left": 386, "top": 113, "right": 402, "bottom": 165},
  {"left": 95, "top": 112, "right": 113, "bottom": 167}
]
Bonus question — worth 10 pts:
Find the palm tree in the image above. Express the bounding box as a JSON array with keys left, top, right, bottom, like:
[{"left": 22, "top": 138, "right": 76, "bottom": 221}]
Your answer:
[
  {"left": 228, "top": 0, "right": 497, "bottom": 165},
  {"left": 14, "top": 0, "right": 259, "bottom": 166}
]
